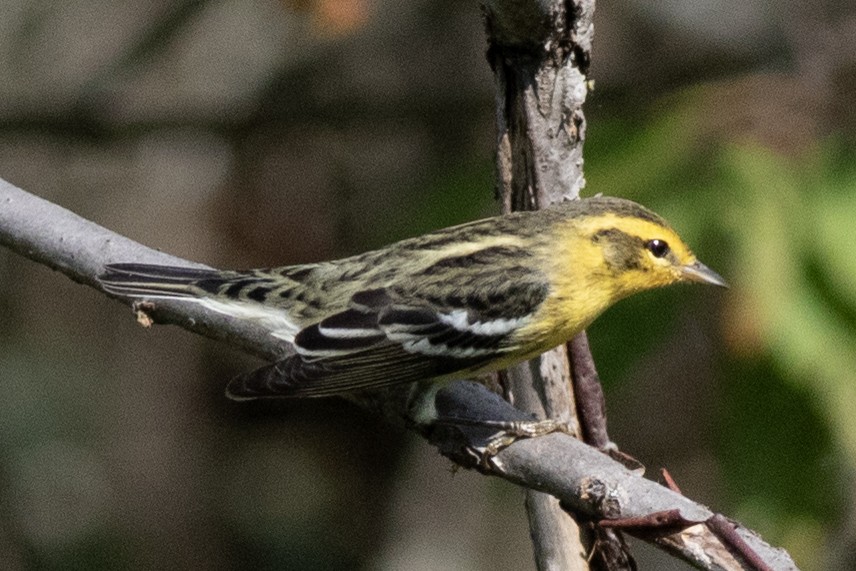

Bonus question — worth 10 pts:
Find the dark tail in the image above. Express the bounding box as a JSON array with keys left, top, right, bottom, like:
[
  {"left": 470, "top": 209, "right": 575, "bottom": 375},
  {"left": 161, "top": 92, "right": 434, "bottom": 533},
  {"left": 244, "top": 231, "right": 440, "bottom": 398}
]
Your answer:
[
  {"left": 226, "top": 358, "right": 325, "bottom": 400},
  {"left": 98, "top": 263, "right": 227, "bottom": 299},
  {"left": 226, "top": 360, "right": 302, "bottom": 400}
]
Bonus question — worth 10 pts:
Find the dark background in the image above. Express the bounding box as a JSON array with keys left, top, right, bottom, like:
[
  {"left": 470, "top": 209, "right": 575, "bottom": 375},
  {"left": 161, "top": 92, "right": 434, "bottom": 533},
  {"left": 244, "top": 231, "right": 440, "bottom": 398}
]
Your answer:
[{"left": 1, "top": 1, "right": 855, "bottom": 569}]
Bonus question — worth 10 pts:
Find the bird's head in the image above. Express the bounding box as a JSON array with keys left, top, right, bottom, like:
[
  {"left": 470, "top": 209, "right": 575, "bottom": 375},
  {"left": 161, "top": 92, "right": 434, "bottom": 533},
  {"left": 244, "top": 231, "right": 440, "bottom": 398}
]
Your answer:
[{"left": 564, "top": 197, "right": 728, "bottom": 300}]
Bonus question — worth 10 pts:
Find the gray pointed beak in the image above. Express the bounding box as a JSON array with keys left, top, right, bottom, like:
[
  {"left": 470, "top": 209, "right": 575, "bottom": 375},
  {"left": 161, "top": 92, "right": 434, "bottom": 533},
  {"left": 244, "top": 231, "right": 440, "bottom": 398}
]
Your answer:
[{"left": 681, "top": 261, "right": 729, "bottom": 288}]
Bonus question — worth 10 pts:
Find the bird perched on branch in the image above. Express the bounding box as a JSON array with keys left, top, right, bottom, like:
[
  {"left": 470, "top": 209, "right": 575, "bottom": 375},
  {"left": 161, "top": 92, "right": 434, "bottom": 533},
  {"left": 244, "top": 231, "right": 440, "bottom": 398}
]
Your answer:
[{"left": 99, "top": 196, "right": 726, "bottom": 399}]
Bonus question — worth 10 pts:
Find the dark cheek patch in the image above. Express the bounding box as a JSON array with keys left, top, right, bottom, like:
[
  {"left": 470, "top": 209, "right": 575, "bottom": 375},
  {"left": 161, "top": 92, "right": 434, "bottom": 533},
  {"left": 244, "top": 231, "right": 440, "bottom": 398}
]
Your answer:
[
  {"left": 611, "top": 248, "right": 643, "bottom": 272},
  {"left": 592, "top": 229, "right": 646, "bottom": 273}
]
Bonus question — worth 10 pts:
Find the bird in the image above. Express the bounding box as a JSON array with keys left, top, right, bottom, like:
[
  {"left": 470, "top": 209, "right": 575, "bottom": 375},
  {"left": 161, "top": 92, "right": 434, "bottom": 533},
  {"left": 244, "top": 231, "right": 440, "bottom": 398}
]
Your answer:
[{"left": 98, "top": 196, "right": 727, "bottom": 400}]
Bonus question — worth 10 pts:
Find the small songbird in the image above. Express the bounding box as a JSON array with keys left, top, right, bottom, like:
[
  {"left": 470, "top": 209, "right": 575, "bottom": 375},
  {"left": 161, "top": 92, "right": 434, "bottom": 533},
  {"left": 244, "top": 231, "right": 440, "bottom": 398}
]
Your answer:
[{"left": 98, "top": 196, "right": 726, "bottom": 399}]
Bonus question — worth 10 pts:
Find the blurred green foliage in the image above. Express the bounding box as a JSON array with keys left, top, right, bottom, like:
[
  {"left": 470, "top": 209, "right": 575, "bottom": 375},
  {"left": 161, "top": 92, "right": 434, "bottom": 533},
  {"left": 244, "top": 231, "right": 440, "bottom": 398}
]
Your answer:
[
  {"left": 374, "top": 155, "right": 497, "bottom": 246},
  {"left": 584, "top": 88, "right": 856, "bottom": 568}
]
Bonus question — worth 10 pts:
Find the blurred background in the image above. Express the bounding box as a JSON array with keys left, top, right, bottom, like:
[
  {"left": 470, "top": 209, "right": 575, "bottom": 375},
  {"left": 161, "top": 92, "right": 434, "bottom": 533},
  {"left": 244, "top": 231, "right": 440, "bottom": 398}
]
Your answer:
[{"left": 1, "top": 0, "right": 854, "bottom": 569}]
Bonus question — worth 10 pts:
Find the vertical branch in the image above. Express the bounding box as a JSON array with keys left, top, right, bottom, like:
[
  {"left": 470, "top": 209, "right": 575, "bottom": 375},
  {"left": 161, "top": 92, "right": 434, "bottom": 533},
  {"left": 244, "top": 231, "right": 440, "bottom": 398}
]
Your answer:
[
  {"left": 483, "top": 1, "right": 598, "bottom": 569},
  {"left": 568, "top": 332, "right": 610, "bottom": 449}
]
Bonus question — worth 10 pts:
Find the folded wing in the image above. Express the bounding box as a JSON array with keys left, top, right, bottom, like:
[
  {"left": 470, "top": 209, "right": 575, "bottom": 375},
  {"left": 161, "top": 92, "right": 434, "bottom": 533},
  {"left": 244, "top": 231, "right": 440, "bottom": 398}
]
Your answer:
[{"left": 227, "top": 284, "right": 542, "bottom": 398}]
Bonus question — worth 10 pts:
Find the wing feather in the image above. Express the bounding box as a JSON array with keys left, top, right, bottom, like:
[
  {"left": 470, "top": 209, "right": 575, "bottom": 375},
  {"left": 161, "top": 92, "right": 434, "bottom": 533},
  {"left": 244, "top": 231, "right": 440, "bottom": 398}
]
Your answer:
[
  {"left": 227, "top": 277, "right": 547, "bottom": 397},
  {"left": 98, "top": 263, "right": 228, "bottom": 297}
]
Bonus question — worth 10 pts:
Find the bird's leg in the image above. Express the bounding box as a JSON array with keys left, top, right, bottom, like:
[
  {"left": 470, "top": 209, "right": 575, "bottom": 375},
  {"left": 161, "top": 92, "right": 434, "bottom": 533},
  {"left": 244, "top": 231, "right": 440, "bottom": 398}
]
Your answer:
[
  {"left": 411, "top": 380, "right": 577, "bottom": 464},
  {"left": 432, "top": 416, "right": 575, "bottom": 457}
]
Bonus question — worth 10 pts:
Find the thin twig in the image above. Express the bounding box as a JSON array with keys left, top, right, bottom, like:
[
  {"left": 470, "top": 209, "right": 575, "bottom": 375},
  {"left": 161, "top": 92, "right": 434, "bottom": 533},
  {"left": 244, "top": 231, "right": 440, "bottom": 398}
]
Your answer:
[
  {"left": 708, "top": 515, "right": 776, "bottom": 571},
  {"left": 568, "top": 332, "right": 611, "bottom": 450}
]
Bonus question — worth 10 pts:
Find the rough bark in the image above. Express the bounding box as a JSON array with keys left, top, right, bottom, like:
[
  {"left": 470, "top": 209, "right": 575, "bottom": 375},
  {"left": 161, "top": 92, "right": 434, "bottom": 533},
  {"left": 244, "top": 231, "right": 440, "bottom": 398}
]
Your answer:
[{"left": 485, "top": 0, "right": 597, "bottom": 568}]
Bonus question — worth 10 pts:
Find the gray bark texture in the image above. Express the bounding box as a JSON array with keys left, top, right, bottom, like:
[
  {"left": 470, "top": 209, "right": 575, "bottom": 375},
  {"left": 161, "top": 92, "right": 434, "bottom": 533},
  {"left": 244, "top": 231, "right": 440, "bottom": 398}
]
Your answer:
[{"left": 485, "top": 0, "right": 596, "bottom": 568}]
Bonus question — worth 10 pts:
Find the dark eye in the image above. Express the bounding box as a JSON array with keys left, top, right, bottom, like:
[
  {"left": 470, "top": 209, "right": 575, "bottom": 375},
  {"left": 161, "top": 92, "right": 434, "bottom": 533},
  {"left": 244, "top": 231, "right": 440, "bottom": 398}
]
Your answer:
[{"left": 646, "top": 239, "right": 670, "bottom": 258}]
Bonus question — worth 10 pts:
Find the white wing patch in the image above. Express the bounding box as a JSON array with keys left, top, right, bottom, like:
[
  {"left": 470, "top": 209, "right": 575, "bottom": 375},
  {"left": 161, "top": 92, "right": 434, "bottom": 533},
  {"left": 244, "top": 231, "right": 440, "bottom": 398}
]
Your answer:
[
  {"left": 400, "top": 338, "right": 503, "bottom": 358},
  {"left": 317, "top": 325, "right": 381, "bottom": 339},
  {"left": 438, "top": 309, "right": 528, "bottom": 336},
  {"left": 294, "top": 345, "right": 354, "bottom": 358}
]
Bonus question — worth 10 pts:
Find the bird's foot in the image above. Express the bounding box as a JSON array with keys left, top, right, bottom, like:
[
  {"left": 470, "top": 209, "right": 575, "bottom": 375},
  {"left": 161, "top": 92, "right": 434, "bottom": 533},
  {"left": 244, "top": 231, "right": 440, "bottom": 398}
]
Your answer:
[{"left": 434, "top": 416, "right": 575, "bottom": 458}]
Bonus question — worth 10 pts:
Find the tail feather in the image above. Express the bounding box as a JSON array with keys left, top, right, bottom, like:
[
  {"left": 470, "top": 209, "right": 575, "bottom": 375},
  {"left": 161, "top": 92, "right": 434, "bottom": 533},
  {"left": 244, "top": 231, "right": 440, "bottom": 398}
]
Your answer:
[
  {"left": 225, "top": 357, "right": 407, "bottom": 399},
  {"left": 98, "top": 263, "right": 225, "bottom": 299},
  {"left": 100, "top": 263, "right": 302, "bottom": 340}
]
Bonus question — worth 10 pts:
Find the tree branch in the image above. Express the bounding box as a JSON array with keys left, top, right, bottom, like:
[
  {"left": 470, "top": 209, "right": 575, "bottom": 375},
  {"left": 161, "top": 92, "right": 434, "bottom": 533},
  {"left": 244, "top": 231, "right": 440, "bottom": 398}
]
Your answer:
[
  {"left": 486, "top": 0, "right": 598, "bottom": 567},
  {"left": 0, "top": 161, "right": 796, "bottom": 571},
  {"left": 425, "top": 381, "right": 797, "bottom": 571},
  {"left": 0, "top": 179, "right": 288, "bottom": 362}
]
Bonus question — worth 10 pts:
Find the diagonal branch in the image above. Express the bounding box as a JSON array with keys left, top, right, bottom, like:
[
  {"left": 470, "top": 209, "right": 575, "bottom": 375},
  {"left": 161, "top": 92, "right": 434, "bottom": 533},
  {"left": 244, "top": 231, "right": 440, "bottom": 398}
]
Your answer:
[
  {"left": 0, "top": 177, "right": 797, "bottom": 570},
  {"left": 0, "top": 179, "right": 288, "bottom": 361}
]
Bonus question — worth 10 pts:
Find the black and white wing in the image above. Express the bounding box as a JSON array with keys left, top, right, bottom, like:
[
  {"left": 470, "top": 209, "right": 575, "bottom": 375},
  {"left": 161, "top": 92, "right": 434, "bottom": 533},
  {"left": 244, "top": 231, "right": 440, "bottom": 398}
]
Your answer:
[{"left": 227, "top": 273, "right": 550, "bottom": 398}]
